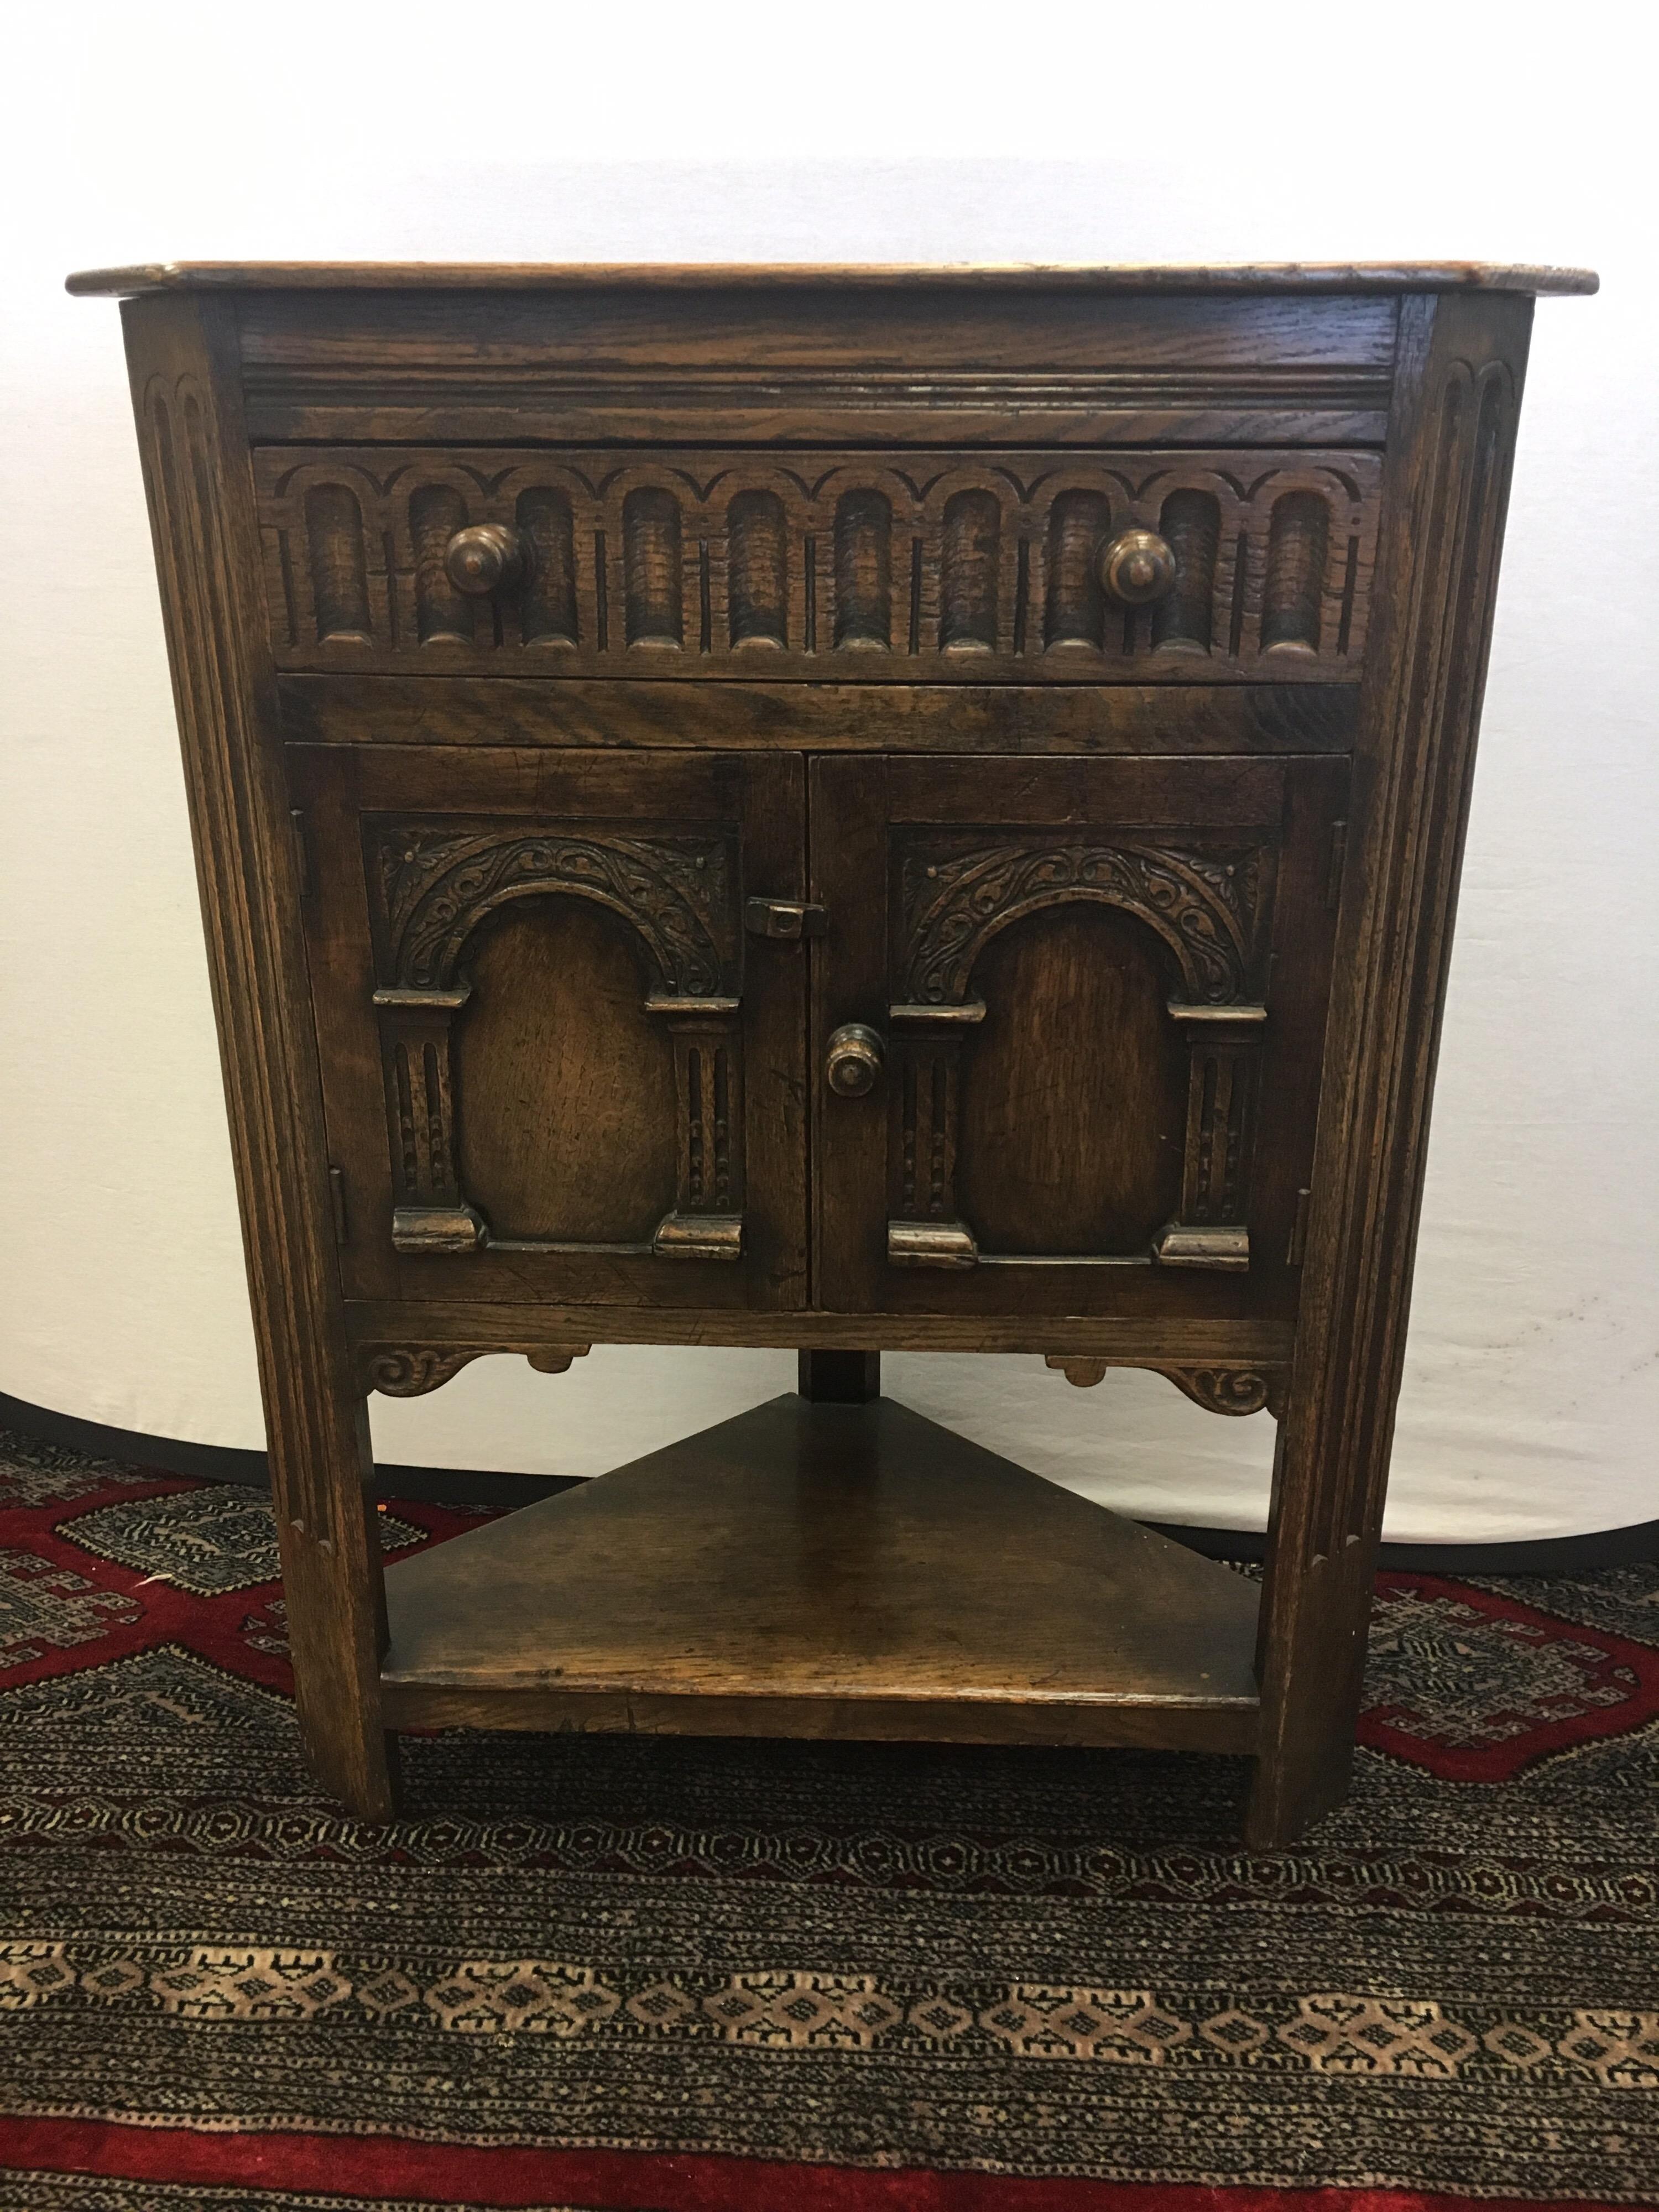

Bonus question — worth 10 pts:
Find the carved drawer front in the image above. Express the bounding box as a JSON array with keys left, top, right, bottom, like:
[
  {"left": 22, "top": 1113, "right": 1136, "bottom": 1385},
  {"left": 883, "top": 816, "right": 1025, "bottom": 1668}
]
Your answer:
[
  {"left": 255, "top": 446, "right": 1381, "bottom": 682},
  {"left": 288, "top": 746, "right": 808, "bottom": 1312},
  {"left": 811, "top": 753, "right": 1349, "bottom": 1321}
]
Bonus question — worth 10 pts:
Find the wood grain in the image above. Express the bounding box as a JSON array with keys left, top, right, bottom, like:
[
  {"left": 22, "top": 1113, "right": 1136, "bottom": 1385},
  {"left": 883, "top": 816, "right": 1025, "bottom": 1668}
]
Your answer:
[
  {"left": 226, "top": 285, "right": 1406, "bottom": 448},
  {"left": 379, "top": 1395, "right": 1262, "bottom": 1751},
  {"left": 278, "top": 677, "right": 1361, "bottom": 755},
  {"left": 68, "top": 261, "right": 1598, "bottom": 295},
  {"left": 456, "top": 900, "right": 680, "bottom": 1245},
  {"left": 957, "top": 905, "right": 1188, "bottom": 1254},
  {"left": 344, "top": 1305, "right": 1295, "bottom": 1359}
]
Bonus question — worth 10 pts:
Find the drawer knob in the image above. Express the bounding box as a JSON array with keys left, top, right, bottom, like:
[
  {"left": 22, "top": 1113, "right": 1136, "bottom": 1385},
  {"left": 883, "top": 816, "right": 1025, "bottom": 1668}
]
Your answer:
[
  {"left": 443, "top": 523, "right": 528, "bottom": 596},
  {"left": 826, "top": 1022, "right": 885, "bottom": 1098},
  {"left": 1098, "top": 528, "right": 1176, "bottom": 606}
]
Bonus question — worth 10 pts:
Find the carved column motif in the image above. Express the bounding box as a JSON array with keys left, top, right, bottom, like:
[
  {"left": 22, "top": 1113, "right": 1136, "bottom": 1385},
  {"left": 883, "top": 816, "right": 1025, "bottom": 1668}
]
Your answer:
[
  {"left": 887, "top": 1001, "right": 981, "bottom": 1267},
  {"left": 651, "top": 998, "right": 745, "bottom": 1259},
  {"left": 373, "top": 984, "right": 483, "bottom": 1253},
  {"left": 890, "top": 837, "right": 1273, "bottom": 1268},
  {"left": 1156, "top": 1002, "right": 1269, "bottom": 1270}
]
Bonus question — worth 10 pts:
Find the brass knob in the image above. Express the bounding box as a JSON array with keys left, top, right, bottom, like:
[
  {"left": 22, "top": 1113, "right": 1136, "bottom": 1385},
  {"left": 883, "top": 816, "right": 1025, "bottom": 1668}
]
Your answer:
[
  {"left": 1098, "top": 528, "right": 1176, "bottom": 606},
  {"left": 443, "top": 523, "right": 528, "bottom": 596},
  {"left": 825, "top": 1022, "right": 885, "bottom": 1097}
]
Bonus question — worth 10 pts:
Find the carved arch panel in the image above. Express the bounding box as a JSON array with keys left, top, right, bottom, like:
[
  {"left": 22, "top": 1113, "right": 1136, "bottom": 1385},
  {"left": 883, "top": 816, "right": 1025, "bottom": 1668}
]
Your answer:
[
  {"left": 365, "top": 816, "right": 745, "bottom": 1260},
  {"left": 887, "top": 828, "right": 1276, "bottom": 1274}
]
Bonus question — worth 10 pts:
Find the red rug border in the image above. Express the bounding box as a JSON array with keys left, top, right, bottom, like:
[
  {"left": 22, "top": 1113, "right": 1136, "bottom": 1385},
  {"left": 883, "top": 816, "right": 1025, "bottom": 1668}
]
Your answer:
[
  {"left": 1357, "top": 1571, "right": 1659, "bottom": 1780},
  {"left": 0, "top": 2116, "right": 1639, "bottom": 2212}
]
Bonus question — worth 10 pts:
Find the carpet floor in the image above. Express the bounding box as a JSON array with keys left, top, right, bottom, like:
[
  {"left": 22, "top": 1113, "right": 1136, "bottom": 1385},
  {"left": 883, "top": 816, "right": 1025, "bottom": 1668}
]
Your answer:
[{"left": 0, "top": 1422, "right": 1655, "bottom": 2210}]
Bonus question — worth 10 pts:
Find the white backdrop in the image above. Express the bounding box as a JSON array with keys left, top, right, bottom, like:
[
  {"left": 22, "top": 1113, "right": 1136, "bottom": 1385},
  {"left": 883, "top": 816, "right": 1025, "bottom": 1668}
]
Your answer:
[{"left": 3, "top": 3, "right": 1655, "bottom": 1541}]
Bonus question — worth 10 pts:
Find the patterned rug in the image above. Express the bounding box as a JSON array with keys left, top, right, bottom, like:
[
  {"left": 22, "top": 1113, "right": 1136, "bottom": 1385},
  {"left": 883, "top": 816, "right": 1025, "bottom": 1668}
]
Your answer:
[{"left": 0, "top": 1423, "right": 1655, "bottom": 2211}]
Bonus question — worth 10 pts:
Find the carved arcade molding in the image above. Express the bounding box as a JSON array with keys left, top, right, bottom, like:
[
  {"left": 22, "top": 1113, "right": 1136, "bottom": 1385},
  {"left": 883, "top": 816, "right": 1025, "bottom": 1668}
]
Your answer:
[{"left": 254, "top": 445, "right": 1383, "bottom": 682}]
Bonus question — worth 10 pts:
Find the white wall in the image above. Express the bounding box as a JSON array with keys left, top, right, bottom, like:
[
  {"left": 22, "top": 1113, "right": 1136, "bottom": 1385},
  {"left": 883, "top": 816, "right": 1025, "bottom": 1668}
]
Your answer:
[{"left": 3, "top": 2, "right": 1655, "bottom": 1541}]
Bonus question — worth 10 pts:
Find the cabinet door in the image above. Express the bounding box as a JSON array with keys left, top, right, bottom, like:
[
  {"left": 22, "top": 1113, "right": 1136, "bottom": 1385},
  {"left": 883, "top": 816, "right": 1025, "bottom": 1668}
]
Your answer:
[
  {"left": 289, "top": 747, "right": 807, "bottom": 1312},
  {"left": 812, "top": 754, "right": 1348, "bottom": 1319}
]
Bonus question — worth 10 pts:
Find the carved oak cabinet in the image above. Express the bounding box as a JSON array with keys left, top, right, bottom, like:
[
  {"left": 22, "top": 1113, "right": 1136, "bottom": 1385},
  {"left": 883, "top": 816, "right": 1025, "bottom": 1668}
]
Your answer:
[{"left": 73, "top": 259, "right": 1593, "bottom": 1842}]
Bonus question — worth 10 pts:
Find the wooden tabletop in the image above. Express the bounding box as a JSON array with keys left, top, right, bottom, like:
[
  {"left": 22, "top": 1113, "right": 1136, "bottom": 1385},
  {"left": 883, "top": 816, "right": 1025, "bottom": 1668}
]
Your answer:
[{"left": 66, "top": 259, "right": 1599, "bottom": 298}]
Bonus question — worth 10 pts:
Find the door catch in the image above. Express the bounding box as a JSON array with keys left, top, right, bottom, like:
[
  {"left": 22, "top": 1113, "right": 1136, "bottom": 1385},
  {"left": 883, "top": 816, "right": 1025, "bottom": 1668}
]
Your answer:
[{"left": 745, "top": 897, "right": 827, "bottom": 940}]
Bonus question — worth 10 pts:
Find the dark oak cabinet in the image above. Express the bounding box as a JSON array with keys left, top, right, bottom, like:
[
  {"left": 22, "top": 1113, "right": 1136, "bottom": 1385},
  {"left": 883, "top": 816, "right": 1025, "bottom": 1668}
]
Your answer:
[{"left": 74, "top": 257, "right": 1593, "bottom": 1842}]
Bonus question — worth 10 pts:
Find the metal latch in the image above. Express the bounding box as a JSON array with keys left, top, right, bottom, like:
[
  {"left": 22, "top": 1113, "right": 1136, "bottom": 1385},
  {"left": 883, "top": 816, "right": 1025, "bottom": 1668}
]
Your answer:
[{"left": 745, "top": 898, "right": 827, "bottom": 940}]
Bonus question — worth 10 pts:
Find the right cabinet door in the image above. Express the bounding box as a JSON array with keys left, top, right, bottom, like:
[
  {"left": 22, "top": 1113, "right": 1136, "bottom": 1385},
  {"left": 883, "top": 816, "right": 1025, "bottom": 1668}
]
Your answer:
[{"left": 812, "top": 753, "right": 1349, "bottom": 1320}]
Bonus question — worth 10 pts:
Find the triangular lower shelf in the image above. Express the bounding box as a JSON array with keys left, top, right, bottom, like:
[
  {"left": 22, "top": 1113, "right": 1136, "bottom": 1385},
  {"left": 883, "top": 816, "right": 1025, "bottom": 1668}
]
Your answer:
[{"left": 380, "top": 1394, "right": 1262, "bottom": 1753}]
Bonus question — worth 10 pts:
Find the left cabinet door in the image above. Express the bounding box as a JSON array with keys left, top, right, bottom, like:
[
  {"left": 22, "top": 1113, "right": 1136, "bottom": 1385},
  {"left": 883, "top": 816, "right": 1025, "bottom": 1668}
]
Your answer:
[{"left": 288, "top": 745, "right": 808, "bottom": 1313}]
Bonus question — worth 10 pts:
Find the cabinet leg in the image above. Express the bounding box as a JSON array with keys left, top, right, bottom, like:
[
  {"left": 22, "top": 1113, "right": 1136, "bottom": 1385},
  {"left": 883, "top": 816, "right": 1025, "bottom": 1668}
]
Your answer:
[
  {"left": 269, "top": 1393, "right": 400, "bottom": 1822},
  {"left": 798, "top": 1350, "right": 881, "bottom": 1402},
  {"left": 1245, "top": 1419, "right": 1377, "bottom": 1847},
  {"left": 1246, "top": 1551, "right": 1374, "bottom": 1845}
]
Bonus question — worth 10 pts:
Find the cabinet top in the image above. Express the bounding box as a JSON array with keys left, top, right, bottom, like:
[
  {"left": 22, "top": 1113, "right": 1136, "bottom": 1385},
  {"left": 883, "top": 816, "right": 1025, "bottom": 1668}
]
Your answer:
[{"left": 66, "top": 259, "right": 1598, "bottom": 299}]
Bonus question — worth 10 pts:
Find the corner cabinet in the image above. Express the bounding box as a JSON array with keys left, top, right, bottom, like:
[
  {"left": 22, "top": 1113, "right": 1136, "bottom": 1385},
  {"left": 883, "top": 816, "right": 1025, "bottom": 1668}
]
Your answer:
[{"left": 75, "top": 257, "right": 1594, "bottom": 1841}]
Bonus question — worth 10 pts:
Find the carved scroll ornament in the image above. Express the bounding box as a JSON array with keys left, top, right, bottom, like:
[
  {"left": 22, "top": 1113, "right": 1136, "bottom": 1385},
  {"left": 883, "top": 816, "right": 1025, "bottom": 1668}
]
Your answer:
[
  {"left": 1164, "top": 1366, "right": 1286, "bottom": 1419},
  {"left": 374, "top": 825, "right": 736, "bottom": 998},
  {"left": 1044, "top": 1355, "right": 1287, "bottom": 1418},
  {"left": 900, "top": 839, "right": 1263, "bottom": 1009},
  {"left": 363, "top": 1345, "right": 592, "bottom": 1397},
  {"left": 362, "top": 1347, "right": 484, "bottom": 1398}
]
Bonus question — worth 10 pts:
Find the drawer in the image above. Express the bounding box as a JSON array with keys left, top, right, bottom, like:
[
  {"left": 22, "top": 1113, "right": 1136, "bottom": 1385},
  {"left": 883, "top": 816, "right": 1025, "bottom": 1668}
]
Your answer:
[{"left": 254, "top": 445, "right": 1382, "bottom": 684}]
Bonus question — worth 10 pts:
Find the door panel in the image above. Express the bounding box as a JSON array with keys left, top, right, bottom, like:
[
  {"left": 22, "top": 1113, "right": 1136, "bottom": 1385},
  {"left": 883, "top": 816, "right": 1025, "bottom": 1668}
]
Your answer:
[
  {"left": 956, "top": 903, "right": 1189, "bottom": 1256},
  {"left": 289, "top": 745, "right": 807, "bottom": 1311},
  {"left": 812, "top": 753, "right": 1348, "bottom": 1318},
  {"left": 455, "top": 899, "right": 681, "bottom": 1245}
]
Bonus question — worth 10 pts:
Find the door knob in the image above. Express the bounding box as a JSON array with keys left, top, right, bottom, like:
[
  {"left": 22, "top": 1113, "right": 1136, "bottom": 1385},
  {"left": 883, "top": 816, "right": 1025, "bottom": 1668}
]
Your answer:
[
  {"left": 825, "top": 1022, "right": 885, "bottom": 1097},
  {"left": 444, "top": 523, "right": 528, "bottom": 596},
  {"left": 1098, "top": 528, "right": 1176, "bottom": 606}
]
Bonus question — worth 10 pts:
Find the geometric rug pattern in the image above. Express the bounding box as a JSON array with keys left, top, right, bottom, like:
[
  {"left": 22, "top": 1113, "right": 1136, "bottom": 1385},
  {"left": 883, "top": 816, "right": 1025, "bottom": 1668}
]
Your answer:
[
  {"left": 60, "top": 1484, "right": 424, "bottom": 1595},
  {"left": 0, "top": 1421, "right": 1655, "bottom": 2210}
]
